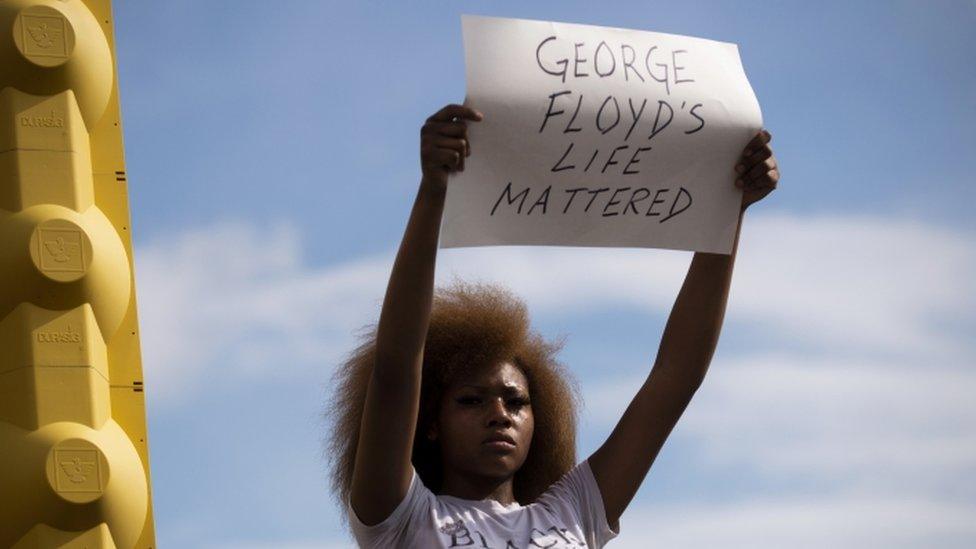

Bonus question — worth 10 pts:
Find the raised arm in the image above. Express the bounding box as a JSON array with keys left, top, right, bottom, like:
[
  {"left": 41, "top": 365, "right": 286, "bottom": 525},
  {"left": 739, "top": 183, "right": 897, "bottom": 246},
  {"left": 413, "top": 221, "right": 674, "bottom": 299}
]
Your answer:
[
  {"left": 349, "top": 104, "right": 482, "bottom": 525},
  {"left": 588, "top": 130, "right": 779, "bottom": 528}
]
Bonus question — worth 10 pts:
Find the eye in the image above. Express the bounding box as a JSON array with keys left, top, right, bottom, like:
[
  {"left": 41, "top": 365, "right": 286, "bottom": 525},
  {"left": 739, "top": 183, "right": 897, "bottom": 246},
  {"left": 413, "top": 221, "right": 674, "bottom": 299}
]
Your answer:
[
  {"left": 507, "top": 397, "right": 531, "bottom": 409},
  {"left": 456, "top": 396, "right": 482, "bottom": 406}
]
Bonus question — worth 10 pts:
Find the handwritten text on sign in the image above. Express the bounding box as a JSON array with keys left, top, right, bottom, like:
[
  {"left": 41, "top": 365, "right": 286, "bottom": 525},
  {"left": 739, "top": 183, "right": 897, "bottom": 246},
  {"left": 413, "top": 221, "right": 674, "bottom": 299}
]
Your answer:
[{"left": 440, "top": 16, "right": 763, "bottom": 253}]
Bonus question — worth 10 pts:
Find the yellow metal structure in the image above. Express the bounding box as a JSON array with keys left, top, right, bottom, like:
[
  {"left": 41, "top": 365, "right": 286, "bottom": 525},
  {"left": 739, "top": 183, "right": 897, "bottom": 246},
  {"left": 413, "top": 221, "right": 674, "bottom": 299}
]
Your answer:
[{"left": 0, "top": 0, "right": 156, "bottom": 546}]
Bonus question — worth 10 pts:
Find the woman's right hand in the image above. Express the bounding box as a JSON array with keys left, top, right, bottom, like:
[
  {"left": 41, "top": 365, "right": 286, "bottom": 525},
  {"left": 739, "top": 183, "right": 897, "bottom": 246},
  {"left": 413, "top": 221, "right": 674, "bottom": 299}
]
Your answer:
[{"left": 420, "top": 104, "right": 484, "bottom": 192}]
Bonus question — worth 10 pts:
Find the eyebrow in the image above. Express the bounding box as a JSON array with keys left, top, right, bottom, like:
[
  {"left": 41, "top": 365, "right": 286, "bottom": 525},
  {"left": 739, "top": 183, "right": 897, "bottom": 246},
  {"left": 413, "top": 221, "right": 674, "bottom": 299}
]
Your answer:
[{"left": 457, "top": 384, "right": 527, "bottom": 394}]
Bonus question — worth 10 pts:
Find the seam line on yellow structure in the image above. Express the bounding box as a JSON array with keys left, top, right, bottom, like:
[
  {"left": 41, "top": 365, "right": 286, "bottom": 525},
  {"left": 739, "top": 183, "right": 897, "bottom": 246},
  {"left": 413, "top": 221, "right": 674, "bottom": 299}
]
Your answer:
[{"left": 0, "top": 364, "right": 111, "bottom": 383}]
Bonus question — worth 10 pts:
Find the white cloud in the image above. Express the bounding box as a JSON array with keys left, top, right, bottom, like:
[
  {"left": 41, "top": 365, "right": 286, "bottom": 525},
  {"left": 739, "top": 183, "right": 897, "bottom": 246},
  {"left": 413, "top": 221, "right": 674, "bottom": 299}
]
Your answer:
[
  {"left": 612, "top": 495, "right": 976, "bottom": 548},
  {"left": 134, "top": 213, "right": 974, "bottom": 407},
  {"left": 585, "top": 353, "right": 976, "bottom": 490},
  {"left": 438, "top": 213, "right": 976, "bottom": 361},
  {"left": 135, "top": 220, "right": 390, "bottom": 405},
  {"left": 729, "top": 213, "right": 975, "bottom": 358},
  {"left": 131, "top": 211, "right": 976, "bottom": 545}
]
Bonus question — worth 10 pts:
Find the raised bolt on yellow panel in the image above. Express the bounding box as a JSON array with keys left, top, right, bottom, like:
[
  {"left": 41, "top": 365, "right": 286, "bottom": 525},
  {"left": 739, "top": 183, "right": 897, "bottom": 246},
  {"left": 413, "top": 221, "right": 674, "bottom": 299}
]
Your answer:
[{"left": 1, "top": 1, "right": 157, "bottom": 547}]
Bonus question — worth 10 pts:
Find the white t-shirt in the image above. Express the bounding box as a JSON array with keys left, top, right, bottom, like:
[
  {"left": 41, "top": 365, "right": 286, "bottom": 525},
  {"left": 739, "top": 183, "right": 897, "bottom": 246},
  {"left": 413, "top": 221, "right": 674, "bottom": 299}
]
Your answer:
[{"left": 348, "top": 459, "right": 619, "bottom": 548}]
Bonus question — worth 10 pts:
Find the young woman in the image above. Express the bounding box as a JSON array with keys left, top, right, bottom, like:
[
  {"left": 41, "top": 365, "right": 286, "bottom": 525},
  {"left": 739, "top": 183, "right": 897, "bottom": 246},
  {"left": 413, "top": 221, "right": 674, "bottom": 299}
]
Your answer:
[{"left": 328, "top": 104, "right": 779, "bottom": 547}]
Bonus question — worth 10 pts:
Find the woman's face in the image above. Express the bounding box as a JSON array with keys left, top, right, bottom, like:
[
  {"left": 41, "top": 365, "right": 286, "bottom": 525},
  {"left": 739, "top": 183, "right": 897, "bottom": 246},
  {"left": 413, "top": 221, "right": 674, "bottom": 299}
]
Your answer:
[{"left": 433, "top": 362, "right": 534, "bottom": 483}]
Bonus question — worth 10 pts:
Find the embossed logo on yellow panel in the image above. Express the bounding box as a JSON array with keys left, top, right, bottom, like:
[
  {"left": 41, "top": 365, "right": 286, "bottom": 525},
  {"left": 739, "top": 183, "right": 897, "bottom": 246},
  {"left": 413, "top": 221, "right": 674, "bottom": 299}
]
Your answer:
[
  {"left": 29, "top": 219, "right": 94, "bottom": 283},
  {"left": 54, "top": 448, "right": 101, "bottom": 492},
  {"left": 12, "top": 5, "right": 77, "bottom": 68},
  {"left": 22, "top": 15, "right": 69, "bottom": 58},
  {"left": 45, "top": 439, "right": 111, "bottom": 504},
  {"left": 20, "top": 110, "right": 65, "bottom": 129},
  {"left": 36, "top": 323, "right": 83, "bottom": 344},
  {"left": 38, "top": 228, "right": 86, "bottom": 272}
]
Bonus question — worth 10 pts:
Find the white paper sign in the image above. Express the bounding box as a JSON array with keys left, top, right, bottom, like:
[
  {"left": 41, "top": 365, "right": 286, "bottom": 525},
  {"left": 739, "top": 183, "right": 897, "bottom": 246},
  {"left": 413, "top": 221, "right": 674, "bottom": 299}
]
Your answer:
[{"left": 440, "top": 15, "right": 763, "bottom": 254}]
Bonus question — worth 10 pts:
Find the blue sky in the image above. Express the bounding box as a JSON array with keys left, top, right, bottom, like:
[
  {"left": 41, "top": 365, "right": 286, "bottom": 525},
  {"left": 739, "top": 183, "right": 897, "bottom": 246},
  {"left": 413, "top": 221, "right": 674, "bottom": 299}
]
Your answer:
[{"left": 108, "top": 1, "right": 975, "bottom": 547}]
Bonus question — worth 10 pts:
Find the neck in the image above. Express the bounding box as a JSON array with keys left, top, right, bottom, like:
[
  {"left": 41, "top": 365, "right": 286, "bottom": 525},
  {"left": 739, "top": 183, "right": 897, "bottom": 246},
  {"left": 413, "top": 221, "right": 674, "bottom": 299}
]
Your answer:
[{"left": 439, "top": 471, "right": 517, "bottom": 505}]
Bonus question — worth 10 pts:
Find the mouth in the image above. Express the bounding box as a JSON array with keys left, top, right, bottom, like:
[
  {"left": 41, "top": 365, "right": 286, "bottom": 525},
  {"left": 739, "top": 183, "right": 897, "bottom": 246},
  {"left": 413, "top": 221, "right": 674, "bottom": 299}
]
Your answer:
[{"left": 482, "top": 433, "right": 517, "bottom": 450}]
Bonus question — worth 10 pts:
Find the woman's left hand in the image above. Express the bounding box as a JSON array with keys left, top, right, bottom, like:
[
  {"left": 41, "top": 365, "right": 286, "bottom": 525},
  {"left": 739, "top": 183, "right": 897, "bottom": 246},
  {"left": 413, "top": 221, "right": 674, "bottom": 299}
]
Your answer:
[{"left": 734, "top": 129, "right": 779, "bottom": 211}]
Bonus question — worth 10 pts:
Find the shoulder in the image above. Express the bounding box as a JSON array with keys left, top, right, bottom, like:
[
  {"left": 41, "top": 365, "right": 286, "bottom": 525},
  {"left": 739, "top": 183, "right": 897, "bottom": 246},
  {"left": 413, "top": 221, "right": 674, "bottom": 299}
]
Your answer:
[
  {"left": 533, "top": 459, "right": 620, "bottom": 546},
  {"left": 347, "top": 468, "right": 436, "bottom": 547}
]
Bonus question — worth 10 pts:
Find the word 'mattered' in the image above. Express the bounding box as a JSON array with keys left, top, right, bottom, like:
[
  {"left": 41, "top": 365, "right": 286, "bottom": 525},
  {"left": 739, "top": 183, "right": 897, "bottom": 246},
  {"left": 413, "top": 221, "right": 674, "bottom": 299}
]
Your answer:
[{"left": 491, "top": 181, "right": 693, "bottom": 222}]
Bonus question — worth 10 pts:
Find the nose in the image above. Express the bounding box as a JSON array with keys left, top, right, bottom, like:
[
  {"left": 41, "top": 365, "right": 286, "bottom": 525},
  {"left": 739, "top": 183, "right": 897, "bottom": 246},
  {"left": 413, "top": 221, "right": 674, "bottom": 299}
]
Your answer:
[{"left": 485, "top": 397, "right": 513, "bottom": 428}]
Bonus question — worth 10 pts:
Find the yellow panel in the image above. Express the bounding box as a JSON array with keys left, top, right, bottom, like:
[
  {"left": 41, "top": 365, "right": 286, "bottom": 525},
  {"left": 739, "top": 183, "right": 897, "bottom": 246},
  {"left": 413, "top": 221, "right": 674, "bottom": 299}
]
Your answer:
[
  {"left": 0, "top": 366, "right": 110, "bottom": 430},
  {"left": 36, "top": 367, "right": 111, "bottom": 428},
  {"left": 109, "top": 385, "right": 155, "bottom": 546},
  {"left": 0, "top": 0, "right": 156, "bottom": 546},
  {"left": 12, "top": 523, "right": 117, "bottom": 549},
  {"left": 0, "top": 149, "right": 94, "bottom": 212},
  {"left": 0, "top": 369, "right": 39, "bottom": 429},
  {"left": 0, "top": 88, "right": 89, "bottom": 153}
]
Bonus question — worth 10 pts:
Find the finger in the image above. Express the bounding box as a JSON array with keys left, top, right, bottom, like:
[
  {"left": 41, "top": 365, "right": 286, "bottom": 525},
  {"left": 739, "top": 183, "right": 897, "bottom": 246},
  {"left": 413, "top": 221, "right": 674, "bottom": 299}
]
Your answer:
[
  {"left": 441, "top": 139, "right": 466, "bottom": 171},
  {"left": 428, "top": 148, "right": 461, "bottom": 171},
  {"left": 427, "top": 136, "right": 468, "bottom": 169},
  {"left": 439, "top": 128, "right": 473, "bottom": 158},
  {"left": 757, "top": 168, "right": 779, "bottom": 188},
  {"left": 736, "top": 144, "right": 773, "bottom": 174},
  {"left": 744, "top": 156, "right": 776, "bottom": 182},
  {"left": 742, "top": 128, "right": 772, "bottom": 156},
  {"left": 429, "top": 137, "right": 467, "bottom": 155},
  {"left": 428, "top": 104, "right": 484, "bottom": 123},
  {"left": 745, "top": 169, "right": 778, "bottom": 191},
  {"left": 735, "top": 145, "right": 772, "bottom": 175},
  {"left": 423, "top": 121, "right": 468, "bottom": 138}
]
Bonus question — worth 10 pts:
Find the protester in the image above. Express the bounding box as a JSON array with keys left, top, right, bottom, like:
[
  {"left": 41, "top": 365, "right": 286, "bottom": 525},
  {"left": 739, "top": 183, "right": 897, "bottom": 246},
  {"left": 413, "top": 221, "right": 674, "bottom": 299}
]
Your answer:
[{"left": 327, "top": 103, "right": 778, "bottom": 547}]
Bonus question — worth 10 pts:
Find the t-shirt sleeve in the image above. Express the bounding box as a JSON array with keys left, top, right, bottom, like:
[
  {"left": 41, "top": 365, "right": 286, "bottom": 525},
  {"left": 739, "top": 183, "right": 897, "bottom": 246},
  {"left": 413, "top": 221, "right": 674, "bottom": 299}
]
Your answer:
[
  {"left": 537, "top": 459, "right": 620, "bottom": 547},
  {"left": 347, "top": 467, "right": 431, "bottom": 548}
]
